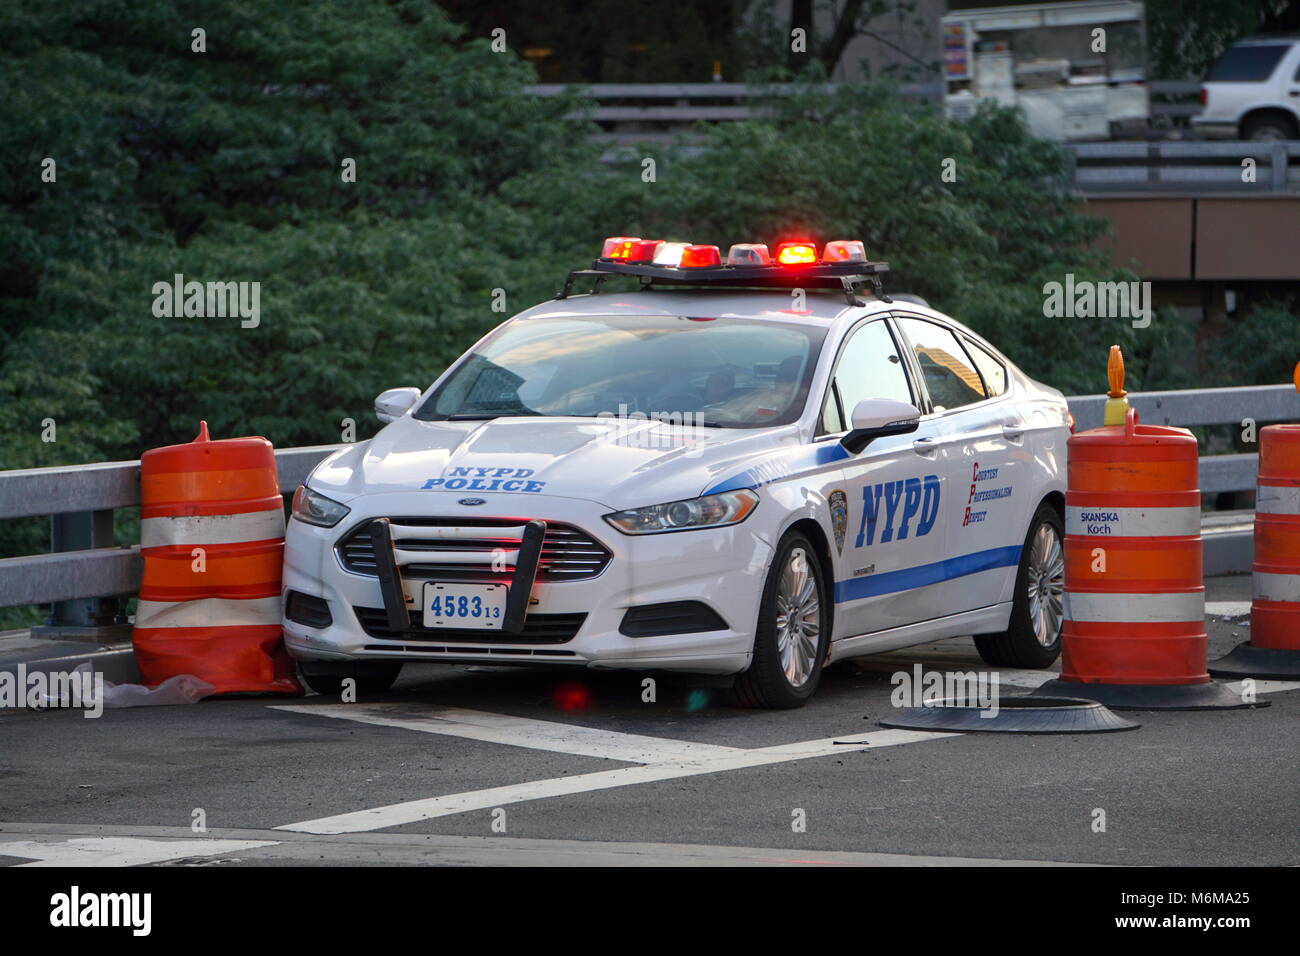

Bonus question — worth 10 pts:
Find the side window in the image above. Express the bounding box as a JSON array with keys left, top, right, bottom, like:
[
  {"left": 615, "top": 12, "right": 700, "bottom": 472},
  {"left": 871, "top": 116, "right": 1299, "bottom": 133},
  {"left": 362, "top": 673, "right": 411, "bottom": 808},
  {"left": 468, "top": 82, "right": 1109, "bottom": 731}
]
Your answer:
[
  {"left": 894, "top": 317, "right": 986, "bottom": 412},
  {"left": 821, "top": 319, "right": 913, "bottom": 432},
  {"left": 1208, "top": 44, "right": 1289, "bottom": 82},
  {"left": 820, "top": 392, "right": 844, "bottom": 434},
  {"left": 965, "top": 337, "right": 1007, "bottom": 397}
]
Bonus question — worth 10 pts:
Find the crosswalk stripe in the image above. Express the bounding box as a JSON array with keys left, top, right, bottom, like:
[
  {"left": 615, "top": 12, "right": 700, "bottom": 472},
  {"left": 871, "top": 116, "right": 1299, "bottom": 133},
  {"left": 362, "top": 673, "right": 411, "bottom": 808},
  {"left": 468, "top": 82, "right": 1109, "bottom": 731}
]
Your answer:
[
  {"left": 272, "top": 703, "right": 744, "bottom": 764},
  {"left": 277, "top": 727, "right": 954, "bottom": 834}
]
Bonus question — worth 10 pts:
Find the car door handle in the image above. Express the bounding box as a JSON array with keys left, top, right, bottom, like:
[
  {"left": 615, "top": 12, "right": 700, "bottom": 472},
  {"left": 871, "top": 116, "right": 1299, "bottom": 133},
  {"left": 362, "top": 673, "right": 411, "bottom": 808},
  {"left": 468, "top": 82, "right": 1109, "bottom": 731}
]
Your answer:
[
  {"left": 912, "top": 437, "right": 937, "bottom": 456},
  {"left": 1002, "top": 425, "right": 1025, "bottom": 441}
]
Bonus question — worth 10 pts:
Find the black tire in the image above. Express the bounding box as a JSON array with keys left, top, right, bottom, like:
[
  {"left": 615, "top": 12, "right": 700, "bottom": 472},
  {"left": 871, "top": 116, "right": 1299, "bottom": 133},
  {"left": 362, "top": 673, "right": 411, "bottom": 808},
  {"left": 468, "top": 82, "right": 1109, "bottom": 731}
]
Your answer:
[
  {"left": 299, "top": 660, "right": 403, "bottom": 697},
  {"left": 974, "top": 501, "right": 1064, "bottom": 669},
  {"left": 734, "top": 531, "right": 830, "bottom": 709},
  {"left": 1242, "top": 113, "right": 1298, "bottom": 141}
]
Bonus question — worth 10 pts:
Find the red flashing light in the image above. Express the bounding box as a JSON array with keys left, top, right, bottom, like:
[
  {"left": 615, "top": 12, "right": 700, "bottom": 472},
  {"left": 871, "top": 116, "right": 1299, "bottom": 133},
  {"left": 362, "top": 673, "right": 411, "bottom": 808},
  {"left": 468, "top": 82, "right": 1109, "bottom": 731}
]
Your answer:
[
  {"left": 679, "top": 244, "right": 722, "bottom": 268},
  {"left": 626, "top": 239, "right": 664, "bottom": 262},
  {"left": 775, "top": 242, "right": 818, "bottom": 266},
  {"left": 822, "top": 239, "right": 866, "bottom": 263},
  {"left": 602, "top": 237, "right": 639, "bottom": 259}
]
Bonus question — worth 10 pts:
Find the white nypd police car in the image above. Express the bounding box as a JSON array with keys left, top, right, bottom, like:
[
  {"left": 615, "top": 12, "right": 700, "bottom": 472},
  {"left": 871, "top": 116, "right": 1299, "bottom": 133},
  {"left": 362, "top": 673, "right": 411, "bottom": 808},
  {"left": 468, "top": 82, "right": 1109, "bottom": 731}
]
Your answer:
[{"left": 282, "top": 238, "right": 1070, "bottom": 707}]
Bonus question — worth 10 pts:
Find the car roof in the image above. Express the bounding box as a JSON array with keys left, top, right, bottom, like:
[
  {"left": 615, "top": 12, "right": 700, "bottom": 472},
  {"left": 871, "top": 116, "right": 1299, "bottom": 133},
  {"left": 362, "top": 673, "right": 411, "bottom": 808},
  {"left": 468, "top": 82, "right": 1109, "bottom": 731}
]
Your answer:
[
  {"left": 513, "top": 289, "right": 997, "bottom": 354},
  {"left": 514, "top": 288, "right": 891, "bottom": 327}
]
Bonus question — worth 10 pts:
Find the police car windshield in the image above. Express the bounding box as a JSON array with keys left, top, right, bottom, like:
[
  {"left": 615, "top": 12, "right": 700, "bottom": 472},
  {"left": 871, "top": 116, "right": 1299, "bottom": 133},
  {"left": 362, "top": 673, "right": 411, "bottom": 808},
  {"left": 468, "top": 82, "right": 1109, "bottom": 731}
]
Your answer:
[{"left": 417, "top": 314, "right": 828, "bottom": 429}]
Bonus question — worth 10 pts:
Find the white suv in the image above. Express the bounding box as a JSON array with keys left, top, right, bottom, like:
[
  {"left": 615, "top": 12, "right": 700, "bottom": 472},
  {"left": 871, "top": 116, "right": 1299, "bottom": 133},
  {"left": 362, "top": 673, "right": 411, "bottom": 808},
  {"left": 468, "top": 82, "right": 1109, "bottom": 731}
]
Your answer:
[{"left": 1193, "top": 37, "right": 1300, "bottom": 140}]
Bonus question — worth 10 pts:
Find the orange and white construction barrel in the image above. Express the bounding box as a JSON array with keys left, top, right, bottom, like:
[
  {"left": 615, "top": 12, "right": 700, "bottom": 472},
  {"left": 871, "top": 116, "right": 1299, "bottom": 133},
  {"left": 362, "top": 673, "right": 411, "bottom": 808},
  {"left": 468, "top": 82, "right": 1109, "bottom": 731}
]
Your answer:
[
  {"left": 1036, "top": 407, "right": 1257, "bottom": 709},
  {"left": 133, "top": 422, "right": 302, "bottom": 695},
  {"left": 1210, "top": 423, "right": 1300, "bottom": 679}
]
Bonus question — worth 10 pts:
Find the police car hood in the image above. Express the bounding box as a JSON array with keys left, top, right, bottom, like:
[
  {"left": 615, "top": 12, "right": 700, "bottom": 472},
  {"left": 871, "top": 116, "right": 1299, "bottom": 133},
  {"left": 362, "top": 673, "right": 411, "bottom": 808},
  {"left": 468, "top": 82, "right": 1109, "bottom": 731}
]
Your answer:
[{"left": 308, "top": 415, "right": 810, "bottom": 510}]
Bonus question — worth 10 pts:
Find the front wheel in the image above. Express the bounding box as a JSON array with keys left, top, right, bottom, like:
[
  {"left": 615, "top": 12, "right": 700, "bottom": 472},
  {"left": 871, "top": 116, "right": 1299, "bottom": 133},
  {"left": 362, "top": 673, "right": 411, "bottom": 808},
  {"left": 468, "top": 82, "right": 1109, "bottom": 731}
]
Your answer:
[
  {"left": 734, "top": 531, "right": 829, "bottom": 709},
  {"left": 974, "top": 502, "right": 1064, "bottom": 669}
]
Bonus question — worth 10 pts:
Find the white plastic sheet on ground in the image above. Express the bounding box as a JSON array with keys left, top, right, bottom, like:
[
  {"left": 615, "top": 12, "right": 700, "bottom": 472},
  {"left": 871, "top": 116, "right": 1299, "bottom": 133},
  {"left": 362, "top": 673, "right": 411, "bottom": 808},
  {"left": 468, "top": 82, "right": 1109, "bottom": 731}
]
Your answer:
[{"left": 42, "top": 662, "right": 216, "bottom": 709}]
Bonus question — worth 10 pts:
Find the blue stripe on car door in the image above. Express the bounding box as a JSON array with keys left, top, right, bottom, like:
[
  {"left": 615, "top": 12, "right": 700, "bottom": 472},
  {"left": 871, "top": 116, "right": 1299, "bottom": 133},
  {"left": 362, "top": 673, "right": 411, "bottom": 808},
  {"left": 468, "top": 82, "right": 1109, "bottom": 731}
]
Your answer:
[{"left": 833, "top": 545, "right": 1022, "bottom": 603}]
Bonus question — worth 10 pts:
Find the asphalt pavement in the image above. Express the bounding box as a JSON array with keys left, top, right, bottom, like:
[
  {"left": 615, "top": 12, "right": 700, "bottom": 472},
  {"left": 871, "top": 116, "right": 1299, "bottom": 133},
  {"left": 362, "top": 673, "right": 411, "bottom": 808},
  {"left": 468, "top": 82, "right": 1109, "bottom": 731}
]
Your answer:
[{"left": 1, "top": 574, "right": 1295, "bottom": 867}]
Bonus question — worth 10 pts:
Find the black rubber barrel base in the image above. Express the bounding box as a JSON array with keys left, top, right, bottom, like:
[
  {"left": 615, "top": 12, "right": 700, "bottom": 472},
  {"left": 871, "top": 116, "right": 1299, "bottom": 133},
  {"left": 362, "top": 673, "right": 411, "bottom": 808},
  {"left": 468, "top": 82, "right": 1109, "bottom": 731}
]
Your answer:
[
  {"left": 1034, "top": 678, "right": 1270, "bottom": 711},
  {"left": 879, "top": 695, "right": 1139, "bottom": 734},
  {"left": 1208, "top": 642, "right": 1300, "bottom": 680}
]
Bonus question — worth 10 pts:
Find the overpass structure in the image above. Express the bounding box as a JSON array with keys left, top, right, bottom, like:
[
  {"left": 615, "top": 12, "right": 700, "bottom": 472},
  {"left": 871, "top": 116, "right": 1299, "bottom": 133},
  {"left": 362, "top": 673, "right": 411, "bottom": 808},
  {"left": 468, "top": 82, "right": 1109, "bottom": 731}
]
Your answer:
[{"left": 1, "top": 384, "right": 1296, "bottom": 643}]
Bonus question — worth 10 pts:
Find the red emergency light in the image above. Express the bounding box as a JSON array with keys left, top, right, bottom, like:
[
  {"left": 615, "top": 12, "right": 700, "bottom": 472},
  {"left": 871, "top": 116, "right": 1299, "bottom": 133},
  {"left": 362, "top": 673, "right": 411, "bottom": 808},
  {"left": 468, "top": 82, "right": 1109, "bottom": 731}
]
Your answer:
[
  {"left": 678, "top": 244, "right": 722, "bottom": 268},
  {"left": 775, "top": 242, "right": 818, "bottom": 266},
  {"left": 601, "top": 236, "right": 639, "bottom": 259}
]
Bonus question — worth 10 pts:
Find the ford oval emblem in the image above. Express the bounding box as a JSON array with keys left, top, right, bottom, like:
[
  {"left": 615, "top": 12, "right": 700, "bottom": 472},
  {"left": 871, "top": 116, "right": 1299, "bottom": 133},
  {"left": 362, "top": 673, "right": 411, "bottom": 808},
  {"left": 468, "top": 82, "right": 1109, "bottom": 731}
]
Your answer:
[{"left": 458, "top": 497, "right": 487, "bottom": 506}]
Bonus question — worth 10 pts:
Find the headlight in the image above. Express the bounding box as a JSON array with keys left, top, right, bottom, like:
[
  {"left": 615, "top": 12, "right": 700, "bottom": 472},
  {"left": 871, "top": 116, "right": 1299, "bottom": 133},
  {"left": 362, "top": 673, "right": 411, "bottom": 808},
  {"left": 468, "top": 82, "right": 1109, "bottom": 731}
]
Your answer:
[
  {"left": 291, "top": 485, "right": 351, "bottom": 528},
  {"left": 603, "top": 489, "right": 759, "bottom": 535}
]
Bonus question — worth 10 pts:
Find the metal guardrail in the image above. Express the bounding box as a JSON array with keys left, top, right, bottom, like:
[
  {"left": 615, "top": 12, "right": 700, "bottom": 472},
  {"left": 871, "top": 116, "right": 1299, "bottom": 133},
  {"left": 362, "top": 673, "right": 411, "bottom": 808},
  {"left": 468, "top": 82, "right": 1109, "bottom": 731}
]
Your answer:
[
  {"left": 1068, "top": 141, "right": 1299, "bottom": 193},
  {"left": 526, "top": 79, "right": 1194, "bottom": 122},
  {"left": 0, "top": 445, "right": 344, "bottom": 637},
  {"left": 1, "top": 384, "right": 1294, "bottom": 631},
  {"left": 527, "top": 81, "right": 1273, "bottom": 191}
]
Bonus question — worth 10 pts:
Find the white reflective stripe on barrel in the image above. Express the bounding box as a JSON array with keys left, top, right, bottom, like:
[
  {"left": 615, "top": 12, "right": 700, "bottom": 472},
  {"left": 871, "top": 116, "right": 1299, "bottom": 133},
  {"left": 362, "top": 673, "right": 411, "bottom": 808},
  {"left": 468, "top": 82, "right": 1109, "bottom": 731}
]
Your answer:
[
  {"left": 1253, "top": 571, "right": 1300, "bottom": 604},
  {"left": 141, "top": 508, "right": 285, "bottom": 548},
  {"left": 1064, "top": 590, "right": 1205, "bottom": 623},
  {"left": 1065, "top": 505, "right": 1201, "bottom": 538},
  {"left": 135, "top": 596, "right": 283, "bottom": 629},
  {"left": 1256, "top": 484, "right": 1300, "bottom": 516}
]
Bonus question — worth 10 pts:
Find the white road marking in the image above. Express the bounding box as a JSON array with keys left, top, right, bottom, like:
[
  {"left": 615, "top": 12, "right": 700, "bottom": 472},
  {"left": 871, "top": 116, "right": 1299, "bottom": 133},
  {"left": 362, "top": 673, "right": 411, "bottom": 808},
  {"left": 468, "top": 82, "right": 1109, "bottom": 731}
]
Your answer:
[
  {"left": 853, "top": 659, "right": 1300, "bottom": 695},
  {"left": 0, "top": 823, "right": 1093, "bottom": 866},
  {"left": 273, "top": 703, "right": 744, "bottom": 764},
  {"left": 278, "top": 727, "right": 953, "bottom": 834},
  {"left": 1, "top": 837, "right": 277, "bottom": 867}
]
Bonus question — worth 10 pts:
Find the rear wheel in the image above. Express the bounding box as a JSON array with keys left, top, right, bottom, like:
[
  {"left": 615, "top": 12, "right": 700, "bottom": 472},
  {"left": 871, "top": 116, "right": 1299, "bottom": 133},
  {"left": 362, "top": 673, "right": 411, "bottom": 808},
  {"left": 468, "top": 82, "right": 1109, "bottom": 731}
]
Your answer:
[
  {"left": 974, "top": 502, "right": 1064, "bottom": 669},
  {"left": 734, "top": 531, "right": 829, "bottom": 709},
  {"left": 299, "top": 660, "right": 403, "bottom": 697},
  {"left": 1242, "top": 113, "right": 1298, "bottom": 141}
]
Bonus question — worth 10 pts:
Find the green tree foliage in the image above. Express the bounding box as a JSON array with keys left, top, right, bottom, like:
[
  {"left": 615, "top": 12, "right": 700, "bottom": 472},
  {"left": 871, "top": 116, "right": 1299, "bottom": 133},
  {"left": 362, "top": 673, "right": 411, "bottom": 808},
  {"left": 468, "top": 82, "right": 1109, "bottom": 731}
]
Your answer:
[
  {"left": 1146, "top": 0, "right": 1300, "bottom": 79},
  {"left": 1, "top": 0, "right": 602, "bottom": 471}
]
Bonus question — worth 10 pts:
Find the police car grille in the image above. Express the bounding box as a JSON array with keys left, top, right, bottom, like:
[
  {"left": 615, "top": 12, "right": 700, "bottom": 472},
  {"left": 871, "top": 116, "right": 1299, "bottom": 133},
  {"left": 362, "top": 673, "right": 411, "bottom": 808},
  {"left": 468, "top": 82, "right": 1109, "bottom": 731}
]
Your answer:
[
  {"left": 336, "top": 517, "right": 612, "bottom": 582},
  {"left": 352, "top": 606, "right": 586, "bottom": 644}
]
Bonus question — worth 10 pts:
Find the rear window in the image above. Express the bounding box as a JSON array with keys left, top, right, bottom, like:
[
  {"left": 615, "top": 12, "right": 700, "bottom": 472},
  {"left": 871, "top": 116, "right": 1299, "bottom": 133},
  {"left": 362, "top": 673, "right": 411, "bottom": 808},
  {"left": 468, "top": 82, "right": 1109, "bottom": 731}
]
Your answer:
[{"left": 1208, "top": 44, "right": 1290, "bottom": 82}]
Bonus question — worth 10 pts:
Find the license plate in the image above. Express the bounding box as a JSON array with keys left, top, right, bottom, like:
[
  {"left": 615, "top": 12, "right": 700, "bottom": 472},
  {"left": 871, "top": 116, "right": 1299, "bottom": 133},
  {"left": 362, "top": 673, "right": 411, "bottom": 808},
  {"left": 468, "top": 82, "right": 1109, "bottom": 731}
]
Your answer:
[{"left": 421, "top": 582, "right": 507, "bottom": 630}]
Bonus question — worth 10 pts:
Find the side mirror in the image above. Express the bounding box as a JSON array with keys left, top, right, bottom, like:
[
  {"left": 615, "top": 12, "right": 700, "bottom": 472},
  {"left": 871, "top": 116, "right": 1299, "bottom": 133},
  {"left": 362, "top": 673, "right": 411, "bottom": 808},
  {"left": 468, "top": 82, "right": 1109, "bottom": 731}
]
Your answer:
[
  {"left": 841, "top": 399, "right": 921, "bottom": 454},
  {"left": 374, "top": 387, "right": 422, "bottom": 424}
]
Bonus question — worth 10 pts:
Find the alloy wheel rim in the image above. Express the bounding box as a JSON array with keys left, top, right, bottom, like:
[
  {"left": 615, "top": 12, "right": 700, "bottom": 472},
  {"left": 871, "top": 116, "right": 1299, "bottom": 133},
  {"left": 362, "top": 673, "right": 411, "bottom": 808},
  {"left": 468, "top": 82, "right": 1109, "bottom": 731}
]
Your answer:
[
  {"left": 775, "top": 546, "right": 821, "bottom": 687},
  {"left": 1025, "top": 522, "right": 1065, "bottom": 647}
]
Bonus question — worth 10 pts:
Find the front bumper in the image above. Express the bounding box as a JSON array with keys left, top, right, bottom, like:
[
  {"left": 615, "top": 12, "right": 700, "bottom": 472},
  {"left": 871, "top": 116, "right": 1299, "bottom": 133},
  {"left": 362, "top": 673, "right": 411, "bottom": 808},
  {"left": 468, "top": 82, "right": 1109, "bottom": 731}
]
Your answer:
[{"left": 281, "top": 491, "right": 772, "bottom": 675}]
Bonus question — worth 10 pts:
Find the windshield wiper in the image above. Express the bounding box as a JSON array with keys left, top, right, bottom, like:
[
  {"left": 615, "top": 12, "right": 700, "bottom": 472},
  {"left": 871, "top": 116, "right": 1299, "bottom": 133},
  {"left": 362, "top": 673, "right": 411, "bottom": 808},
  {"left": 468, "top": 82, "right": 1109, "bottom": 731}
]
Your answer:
[{"left": 446, "top": 410, "right": 544, "bottom": 421}]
